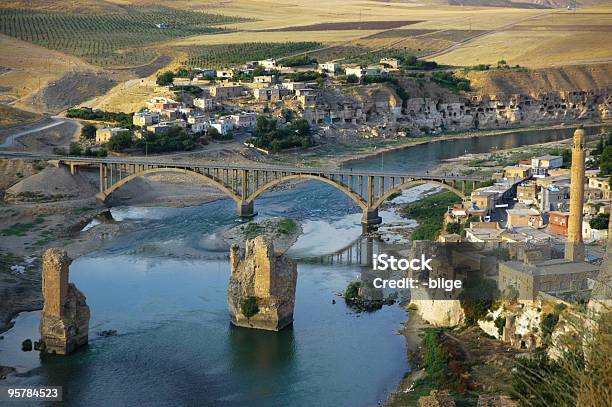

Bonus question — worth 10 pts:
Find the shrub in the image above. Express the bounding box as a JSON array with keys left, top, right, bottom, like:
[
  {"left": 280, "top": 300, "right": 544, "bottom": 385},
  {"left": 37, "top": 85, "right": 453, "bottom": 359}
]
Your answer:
[
  {"left": 68, "top": 142, "right": 82, "bottom": 156},
  {"left": 494, "top": 316, "right": 506, "bottom": 337},
  {"left": 240, "top": 296, "right": 259, "bottom": 319},
  {"left": 156, "top": 71, "right": 175, "bottom": 86},
  {"left": 589, "top": 213, "right": 609, "bottom": 230},
  {"left": 80, "top": 124, "right": 97, "bottom": 140},
  {"left": 344, "top": 281, "right": 361, "bottom": 300},
  {"left": 459, "top": 274, "right": 498, "bottom": 325}
]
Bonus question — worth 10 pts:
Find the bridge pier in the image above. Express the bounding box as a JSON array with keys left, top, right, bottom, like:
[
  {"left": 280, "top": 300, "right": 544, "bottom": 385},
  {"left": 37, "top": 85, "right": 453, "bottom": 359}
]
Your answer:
[
  {"left": 237, "top": 200, "right": 256, "bottom": 218},
  {"left": 361, "top": 208, "right": 382, "bottom": 234}
]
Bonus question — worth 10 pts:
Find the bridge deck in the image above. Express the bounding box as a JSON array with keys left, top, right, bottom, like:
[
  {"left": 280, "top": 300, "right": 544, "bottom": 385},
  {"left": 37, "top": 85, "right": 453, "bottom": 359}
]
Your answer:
[{"left": 0, "top": 152, "right": 487, "bottom": 181}]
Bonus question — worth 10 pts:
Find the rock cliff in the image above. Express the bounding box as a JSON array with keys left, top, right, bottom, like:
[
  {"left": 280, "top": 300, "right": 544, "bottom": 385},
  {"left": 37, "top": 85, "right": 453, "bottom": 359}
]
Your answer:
[
  {"left": 39, "top": 248, "right": 89, "bottom": 355},
  {"left": 227, "top": 236, "right": 297, "bottom": 331}
]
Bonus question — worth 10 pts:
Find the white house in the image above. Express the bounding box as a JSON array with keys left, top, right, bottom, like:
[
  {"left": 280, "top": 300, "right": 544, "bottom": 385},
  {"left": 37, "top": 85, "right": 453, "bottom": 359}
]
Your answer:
[{"left": 210, "top": 118, "right": 234, "bottom": 136}]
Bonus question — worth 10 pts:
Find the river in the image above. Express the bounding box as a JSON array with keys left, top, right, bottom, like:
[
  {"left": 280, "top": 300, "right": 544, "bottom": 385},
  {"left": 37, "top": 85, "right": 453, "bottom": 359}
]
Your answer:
[{"left": 0, "top": 125, "right": 606, "bottom": 406}]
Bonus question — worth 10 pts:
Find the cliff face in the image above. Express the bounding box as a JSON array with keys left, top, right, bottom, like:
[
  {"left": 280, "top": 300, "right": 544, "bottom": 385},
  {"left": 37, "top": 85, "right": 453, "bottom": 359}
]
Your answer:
[
  {"left": 227, "top": 236, "right": 297, "bottom": 331},
  {"left": 408, "top": 241, "right": 466, "bottom": 327},
  {"left": 299, "top": 82, "right": 610, "bottom": 136},
  {"left": 39, "top": 248, "right": 89, "bottom": 355}
]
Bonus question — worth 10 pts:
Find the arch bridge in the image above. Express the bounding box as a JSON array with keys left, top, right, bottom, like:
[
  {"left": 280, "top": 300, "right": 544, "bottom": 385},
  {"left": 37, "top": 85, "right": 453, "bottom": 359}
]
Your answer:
[
  {"left": 53, "top": 156, "right": 488, "bottom": 231},
  {"left": 77, "top": 158, "right": 488, "bottom": 231}
]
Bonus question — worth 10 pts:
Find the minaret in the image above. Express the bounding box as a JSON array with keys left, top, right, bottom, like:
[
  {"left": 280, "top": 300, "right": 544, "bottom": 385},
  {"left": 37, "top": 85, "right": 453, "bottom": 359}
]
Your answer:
[{"left": 565, "top": 127, "right": 586, "bottom": 262}]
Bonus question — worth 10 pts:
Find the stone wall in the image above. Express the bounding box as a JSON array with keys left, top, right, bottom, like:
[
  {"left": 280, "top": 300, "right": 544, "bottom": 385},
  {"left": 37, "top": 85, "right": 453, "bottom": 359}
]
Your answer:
[
  {"left": 227, "top": 236, "right": 297, "bottom": 331},
  {"left": 39, "top": 248, "right": 89, "bottom": 355}
]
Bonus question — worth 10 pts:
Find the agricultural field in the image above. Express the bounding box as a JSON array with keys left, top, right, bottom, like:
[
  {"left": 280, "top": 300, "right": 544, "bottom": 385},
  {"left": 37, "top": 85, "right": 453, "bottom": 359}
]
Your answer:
[
  {"left": 0, "top": 7, "right": 246, "bottom": 67},
  {"left": 180, "top": 42, "right": 323, "bottom": 68},
  {"left": 431, "top": 8, "right": 612, "bottom": 67}
]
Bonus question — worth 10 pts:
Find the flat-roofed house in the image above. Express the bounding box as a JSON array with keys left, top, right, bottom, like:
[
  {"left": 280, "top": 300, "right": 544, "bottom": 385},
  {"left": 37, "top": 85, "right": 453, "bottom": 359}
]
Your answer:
[{"left": 506, "top": 207, "right": 544, "bottom": 229}]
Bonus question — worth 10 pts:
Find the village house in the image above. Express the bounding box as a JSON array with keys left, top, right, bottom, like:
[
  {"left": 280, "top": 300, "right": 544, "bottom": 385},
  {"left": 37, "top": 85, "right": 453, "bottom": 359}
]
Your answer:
[
  {"left": 193, "top": 98, "right": 214, "bottom": 111},
  {"left": 549, "top": 211, "right": 570, "bottom": 236},
  {"left": 133, "top": 110, "right": 160, "bottom": 127},
  {"left": 229, "top": 112, "right": 257, "bottom": 129},
  {"left": 318, "top": 62, "right": 340, "bottom": 75},
  {"left": 589, "top": 177, "right": 612, "bottom": 199},
  {"left": 254, "top": 86, "right": 282, "bottom": 102},
  {"left": 583, "top": 218, "right": 609, "bottom": 241},
  {"left": 380, "top": 57, "right": 400, "bottom": 69},
  {"left": 516, "top": 181, "right": 537, "bottom": 205},
  {"left": 531, "top": 155, "right": 563, "bottom": 177},
  {"left": 502, "top": 165, "right": 531, "bottom": 180},
  {"left": 95, "top": 127, "right": 129, "bottom": 144},
  {"left": 146, "top": 97, "right": 179, "bottom": 111},
  {"left": 538, "top": 184, "right": 569, "bottom": 212},
  {"left": 253, "top": 75, "right": 277, "bottom": 85},
  {"left": 464, "top": 222, "right": 505, "bottom": 243},
  {"left": 258, "top": 58, "right": 277, "bottom": 69},
  {"left": 216, "top": 69, "right": 234, "bottom": 79},
  {"left": 210, "top": 118, "right": 234, "bottom": 136},
  {"left": 210, "top": 84, "right": 245, "bottom": 99},
  {"left": 506, "top": 207, "right": 544, "bottom": 229}
]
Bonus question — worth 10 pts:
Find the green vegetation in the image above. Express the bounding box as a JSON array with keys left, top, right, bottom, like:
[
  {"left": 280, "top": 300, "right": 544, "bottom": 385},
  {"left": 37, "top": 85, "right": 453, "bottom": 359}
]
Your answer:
[
  {"left": 401, "top": 192, "right": 461, "bottom": 240},
  {"left": 240, "top": 296, "right": 259, "bottom": 319},
  {"left": 0, "top": 7, "right": 245, "bottom": 67},
  {"left": 344, "top": 281, "right": 362, "bottom": 300},
  {"left": 589, "top": 213, "right": 610, "bottom": 230},
  {"left": 1, "top": 216, "right": 45, "bottom": 237},
  {"left": 282, "top": 71, "right": 326, "bottom": 82},
  {"left": 156, "top": 71, "right": 175, "bottom": 86},
  {"left": 107, "top": 131, "right": 134, "bottom": 152},
  {"left": 136, "top": 127, "right": 204, "bottom": 153},
  {"left": 242, "top": 222, "right": 264, "bottom": 239},
  {"left": 494, "top": 316, "right": 506, "bottom": 337},
  {"left": 67, "top": 108, "right": 133, "bottom": 128},
  {"left": 182, "top": 42, "right": 322, "bottom": 69},
  {"left": 249, "top": 116, "right": 313, "bottom": 153},
  {"left": 278, "top": 55, "right": 318, "bottom": 67},
  {"left": 512, "top": 308, "right": 610, "bottom": 407},
  {"left": 459, "top": 274, "right": 499, "bottom": 325},
  {"left": 431, "top": 72, "right": 470, "bottom": 92},
  {"left": 80, "top": 124, "right": 97, "bottom": 141},
  {"left": 342, "top": 50, "right": 436, "bottom": 70},
  {"left": 277, "top": 219, "right": 297, "bottom": 235}
]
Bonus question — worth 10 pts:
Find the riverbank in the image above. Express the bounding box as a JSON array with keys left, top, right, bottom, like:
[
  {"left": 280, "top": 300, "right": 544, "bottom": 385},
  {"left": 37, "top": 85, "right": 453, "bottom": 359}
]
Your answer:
[{"left": 265, "top": 122, "right": 610, "bottom": 169}]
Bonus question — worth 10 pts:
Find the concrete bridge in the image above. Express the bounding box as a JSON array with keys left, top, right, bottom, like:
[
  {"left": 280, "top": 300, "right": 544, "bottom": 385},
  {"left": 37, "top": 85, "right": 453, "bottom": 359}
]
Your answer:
[{"left": 0, "top": 152, "right": 489, "bottom": 231}]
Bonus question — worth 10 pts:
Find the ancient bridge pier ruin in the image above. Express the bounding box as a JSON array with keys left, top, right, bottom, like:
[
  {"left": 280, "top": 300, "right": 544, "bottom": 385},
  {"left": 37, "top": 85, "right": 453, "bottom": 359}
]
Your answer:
[
  {"left": 227, "top": 236, "right": 298, "bottom": 331},
  {"left": 39, "top": 248, "right": 90, "bottom": 355},
  {"left": 57, "top": 158, "right": 486, "bottom": 232}
]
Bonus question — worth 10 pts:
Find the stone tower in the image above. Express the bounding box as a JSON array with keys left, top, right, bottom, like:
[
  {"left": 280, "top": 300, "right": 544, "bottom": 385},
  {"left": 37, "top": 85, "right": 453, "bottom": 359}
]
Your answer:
[
  {"left": 39, "top": 248, "right": 90, "bottom": 355},
  {"left": 565, "top": 127, "right": 586, "bottom": 262}
]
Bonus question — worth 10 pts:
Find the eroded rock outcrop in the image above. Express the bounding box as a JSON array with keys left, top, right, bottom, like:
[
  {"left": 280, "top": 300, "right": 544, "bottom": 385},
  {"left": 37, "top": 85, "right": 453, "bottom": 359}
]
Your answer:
[
  {"left": 227, "top": 236, "right": 297, "bottom": 331},
  {"left": 39, "top": 248, "right": 89, "bottom": 355}
]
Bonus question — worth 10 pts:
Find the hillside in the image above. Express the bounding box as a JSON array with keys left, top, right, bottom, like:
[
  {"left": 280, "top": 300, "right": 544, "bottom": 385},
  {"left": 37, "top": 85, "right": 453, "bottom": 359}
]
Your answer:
[{"left": 464, "top": 63, "right": 612, "bottom": 95}]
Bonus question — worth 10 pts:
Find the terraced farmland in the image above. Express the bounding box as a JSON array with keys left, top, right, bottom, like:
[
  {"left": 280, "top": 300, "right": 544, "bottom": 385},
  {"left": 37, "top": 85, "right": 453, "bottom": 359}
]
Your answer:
[
  {"left": 0, "top": 7, "right": 247, "bottom": 67},
  {"left": 181, "top": 42, "right": 323, "bottom": 68}
]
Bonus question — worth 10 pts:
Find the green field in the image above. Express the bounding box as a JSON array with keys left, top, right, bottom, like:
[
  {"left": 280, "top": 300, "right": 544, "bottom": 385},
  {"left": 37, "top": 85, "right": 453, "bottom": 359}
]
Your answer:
[
  {"left": 180, "top": 42, "right": 323, "bottom": 68},
  {"left": 0, "top": 7, "right": 246, "bottom": 67}
]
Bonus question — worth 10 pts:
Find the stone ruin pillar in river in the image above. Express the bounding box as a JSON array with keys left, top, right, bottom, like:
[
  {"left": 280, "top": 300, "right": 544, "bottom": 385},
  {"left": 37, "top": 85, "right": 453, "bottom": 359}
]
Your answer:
[
  {"left": 228, "top": 236, "right": 297, "bottom": 331},
  {"left": 39, "top": 248, "right": 90, "bottom": 355}
]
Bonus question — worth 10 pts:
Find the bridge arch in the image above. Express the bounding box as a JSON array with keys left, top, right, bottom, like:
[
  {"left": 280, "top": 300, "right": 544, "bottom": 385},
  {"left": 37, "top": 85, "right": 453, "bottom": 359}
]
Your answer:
[
  {"left": 372, "top": 179, "right": 467, "bottom": 210},
  {"left": 97, "top": 167, "right": 242, "bottom": 203},
  {"left": 246, "top": 174, "right": 368, "bottom": 210}
]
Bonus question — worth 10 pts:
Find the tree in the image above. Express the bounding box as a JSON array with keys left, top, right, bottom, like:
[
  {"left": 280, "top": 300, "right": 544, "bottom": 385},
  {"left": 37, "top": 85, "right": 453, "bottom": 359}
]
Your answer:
[
  {"left": 107, "top": 131, "right": 133, "bottom": 152},
  {"left": 345, "top": 74, "right": 359, "bottom": 84},
  {"left": 156, "top": 71, "right": 174, "bottom": 86},
  {"left": 69, "top": 142, "right": 82, "bottom": 156},
  {"left": 206, "top": 127, "right": 221, "bottom": 140},
  {"left": 80, "top": 124, "right": 97, "bottom": 140},
  {"left": 600, "top": 146, "right": 612, "bottom": 175},
  {"left": 589, "top": 213, "right": 610, "bottom": 230}
]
